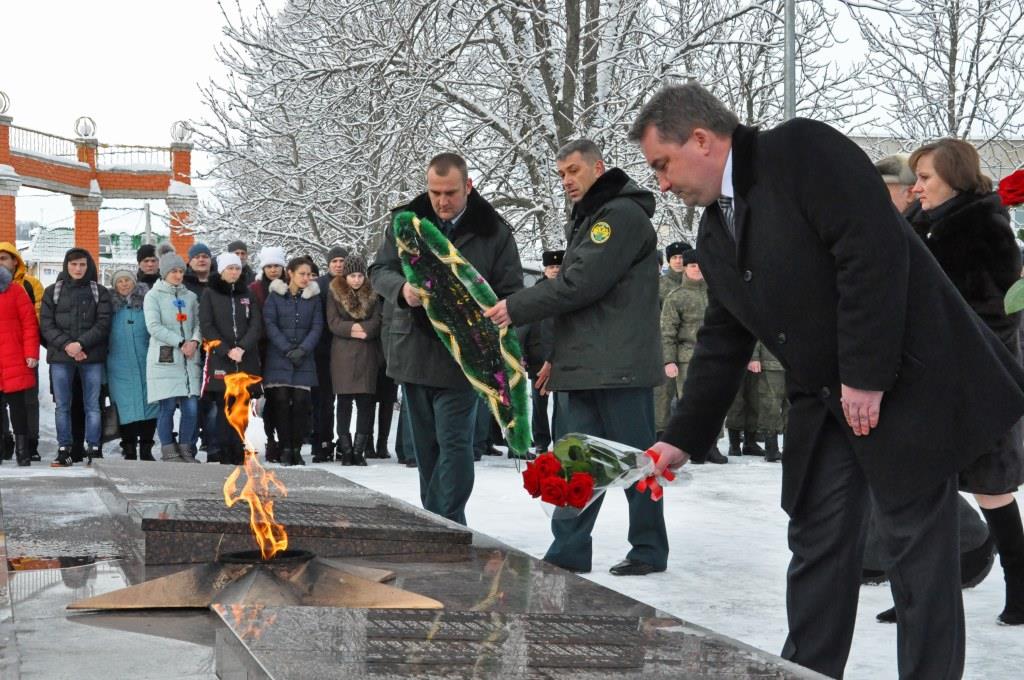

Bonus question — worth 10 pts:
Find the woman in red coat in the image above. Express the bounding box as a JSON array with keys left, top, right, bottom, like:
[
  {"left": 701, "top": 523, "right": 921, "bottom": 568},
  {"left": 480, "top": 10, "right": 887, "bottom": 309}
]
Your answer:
[{"left": 0, "top": 264, "right": 40, "bottom": 466}]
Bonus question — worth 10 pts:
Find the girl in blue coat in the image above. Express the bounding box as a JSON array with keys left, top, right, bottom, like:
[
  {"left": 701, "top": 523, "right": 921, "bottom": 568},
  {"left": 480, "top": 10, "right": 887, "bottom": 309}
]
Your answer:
[
  {"left": 263, "top": 256, "right": 322, "bottom": 465},
  {"left": 106, "top": 269, "right": 159, "bottom": 460}
]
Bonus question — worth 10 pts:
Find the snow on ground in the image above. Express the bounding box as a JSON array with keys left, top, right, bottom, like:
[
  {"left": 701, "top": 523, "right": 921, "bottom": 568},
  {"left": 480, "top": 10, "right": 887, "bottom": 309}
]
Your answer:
[{"left": 7, "top": 365, "right": 1023, "bottom": 678}]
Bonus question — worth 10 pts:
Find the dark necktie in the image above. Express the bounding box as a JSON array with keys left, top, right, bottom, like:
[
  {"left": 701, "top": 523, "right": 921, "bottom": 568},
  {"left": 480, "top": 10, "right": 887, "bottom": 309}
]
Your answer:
[
  {"left": 440, "top": 220, "right": 455, "bottom": 238},
  {"left": 718, "top": 196, "right": 736, "bottom": 239}
]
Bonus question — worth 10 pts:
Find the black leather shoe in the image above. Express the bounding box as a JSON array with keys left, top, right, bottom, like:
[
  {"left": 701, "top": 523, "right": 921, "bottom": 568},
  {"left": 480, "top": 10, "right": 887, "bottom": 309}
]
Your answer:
[
  {"left": 609, "top": 559, "right": 665, "bottom": 576},
  {"left": 876, "top": 606, "right": 897, "bottom": 623}
]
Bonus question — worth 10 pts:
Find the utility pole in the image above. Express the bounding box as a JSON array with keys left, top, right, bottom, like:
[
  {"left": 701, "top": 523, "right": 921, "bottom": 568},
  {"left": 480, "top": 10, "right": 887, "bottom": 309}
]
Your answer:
[
  {"left": 784, "top": 0, "right": 796, "bottom": 120},
  {"left": 144, "top": 202, "right": 152, "bottom": 245}
]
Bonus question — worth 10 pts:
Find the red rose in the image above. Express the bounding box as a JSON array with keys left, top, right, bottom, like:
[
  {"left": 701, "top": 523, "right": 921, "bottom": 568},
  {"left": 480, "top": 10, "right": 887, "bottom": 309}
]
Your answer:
[
  {"left": 566, "top": 472, "right": 596, "bottom": 509},
  {"left": 534, "top": 452, "right": 562, "bottom": 478},
  {"left": 522, "top": 462, "right": 542, "bottom": 498},
  {"left": 539, "top": 475, "right": 569, "bottom": 506},
  {"left": 998, "top": 169, "right": 1024, "bottom": 208}
]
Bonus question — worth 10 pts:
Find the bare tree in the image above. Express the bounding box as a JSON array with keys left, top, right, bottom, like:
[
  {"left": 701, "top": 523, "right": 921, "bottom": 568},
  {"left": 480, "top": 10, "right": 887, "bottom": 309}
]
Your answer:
[{"left": 850, "top": 0, "right": 1024, "bottom": 143}]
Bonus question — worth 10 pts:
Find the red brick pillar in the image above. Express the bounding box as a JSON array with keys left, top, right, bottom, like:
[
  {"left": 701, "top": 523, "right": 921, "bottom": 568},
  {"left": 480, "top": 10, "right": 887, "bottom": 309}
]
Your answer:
[
  {"left": 168, "top": 142, "right": 195, "bottom": 257},
  {"left": 0, "top": 114, "right": 18, "bottom": 245},
  {"left": 71, "top": 193, "right": 102, "bottom": 263}
]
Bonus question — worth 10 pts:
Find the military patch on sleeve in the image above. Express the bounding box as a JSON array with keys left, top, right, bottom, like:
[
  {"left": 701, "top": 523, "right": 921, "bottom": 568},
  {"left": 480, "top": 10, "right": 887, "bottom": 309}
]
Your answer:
[{"left": 590, "top": 222, "right": 612, "bottom": 244}]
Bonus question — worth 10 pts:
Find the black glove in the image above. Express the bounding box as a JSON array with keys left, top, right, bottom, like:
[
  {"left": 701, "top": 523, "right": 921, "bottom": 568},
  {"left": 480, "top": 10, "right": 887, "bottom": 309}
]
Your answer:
[{"left": 285, "top": 348, "right": 307, "bottom": 366}]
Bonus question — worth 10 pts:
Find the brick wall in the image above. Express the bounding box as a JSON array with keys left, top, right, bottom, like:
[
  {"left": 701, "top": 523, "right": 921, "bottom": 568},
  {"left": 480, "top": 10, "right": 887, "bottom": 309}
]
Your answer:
[
  {"left": 0, "top": 196, "right": 15, "bottom": 244},
  {"left": 74, "top": 208, "right": 100, "bottom": 262}
]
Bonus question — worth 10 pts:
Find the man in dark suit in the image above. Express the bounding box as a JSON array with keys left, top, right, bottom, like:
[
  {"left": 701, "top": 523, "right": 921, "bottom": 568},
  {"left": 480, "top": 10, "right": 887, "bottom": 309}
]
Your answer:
[{"left": 634, "top": 83, "right": 1024, "bottom": 678}]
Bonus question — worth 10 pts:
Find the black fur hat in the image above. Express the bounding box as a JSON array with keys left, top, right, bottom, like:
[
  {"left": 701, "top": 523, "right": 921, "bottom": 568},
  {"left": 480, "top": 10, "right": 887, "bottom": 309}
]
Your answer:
[
  {"left": 542, "top": 250, "right": 564, "bottom": 267},
  {"left": 665, "top": 241, "right": 693, "bottom": 259}
]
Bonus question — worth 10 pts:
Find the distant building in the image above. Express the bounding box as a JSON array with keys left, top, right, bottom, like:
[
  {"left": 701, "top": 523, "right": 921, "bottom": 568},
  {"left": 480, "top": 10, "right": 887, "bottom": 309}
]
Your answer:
[{"left": 25, "top": 226, "right": 166, "bottom": 286}]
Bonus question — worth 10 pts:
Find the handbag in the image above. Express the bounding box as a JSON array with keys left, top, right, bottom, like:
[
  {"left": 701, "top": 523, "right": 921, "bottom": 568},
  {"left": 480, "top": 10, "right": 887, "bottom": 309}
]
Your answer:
[{"left": 101, "top": 401, "right": 121, "bottom": 443}]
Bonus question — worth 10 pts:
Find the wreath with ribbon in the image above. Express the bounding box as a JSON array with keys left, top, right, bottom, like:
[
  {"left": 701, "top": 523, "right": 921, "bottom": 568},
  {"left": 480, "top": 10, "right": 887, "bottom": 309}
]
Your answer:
[{"left": 393, "top": 211, "right": 532, "bottom": 454}]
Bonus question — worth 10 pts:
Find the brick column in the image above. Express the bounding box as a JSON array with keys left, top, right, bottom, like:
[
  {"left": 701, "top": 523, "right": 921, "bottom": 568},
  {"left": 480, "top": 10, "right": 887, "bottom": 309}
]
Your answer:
[
  {"left": 71, "top": 192, "right": 102, "bottom": 262},
  {"left": 166, "top": 182, "right": 198, "bottom": 257},
  {"left": 0, "top": 115, "right": 15, "bottom": 244},
  {"left": 170, "top": 141, "right": 192, "bottom": 184}
]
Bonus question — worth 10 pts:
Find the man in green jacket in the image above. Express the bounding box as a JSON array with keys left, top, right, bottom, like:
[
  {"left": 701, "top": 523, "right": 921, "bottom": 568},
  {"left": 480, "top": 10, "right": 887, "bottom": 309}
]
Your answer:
[
  {"left": 486, "top": 139, "right": 667, "bottom": 576},
  {"left": 654, "top": 240, "right": 691, "bottom": 435},
  {"left": 369, "top": 153, "right": 524, "bottom": 526}
]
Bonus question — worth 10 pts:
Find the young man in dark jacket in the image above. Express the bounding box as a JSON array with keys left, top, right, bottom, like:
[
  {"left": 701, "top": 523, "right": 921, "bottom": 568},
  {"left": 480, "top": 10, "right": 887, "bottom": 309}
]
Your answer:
[
  {"left": 312, "top": 245, "right": 347, "bottom": 462},
  {"left": 370, "top": 153, "right": 524, "bottom": 526},
  {"left": 136, "top": 244, "right": 161, "bottom": 287},
  {"left": 184, "top": 241, "right": 220, "bottom": 461},
  {"left": 227, "top": 240, "right": 257, "bottom": 286},
  {"left": 40, "top": 248, "right": 112, "bottom": 466},
  {"left": 487, "top": 140, "right": 667, "bottom": 577}
]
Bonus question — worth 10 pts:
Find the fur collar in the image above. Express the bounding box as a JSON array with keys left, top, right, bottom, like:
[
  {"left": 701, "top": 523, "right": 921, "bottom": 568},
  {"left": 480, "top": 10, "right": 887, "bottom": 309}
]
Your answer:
[
  {"left": 401, "top": 187, "right": 505, "bottom": 239},
  {"left": 918, "top": 192, "right": 1010, "bottom": 242},
  {"left": 573, "top": 168, "right": 630, "bottom": 217},
  {"left": 210, "top": 273, "right": 251, "bottom": 296},
  {"left": 269, "top": 278, "right": 320, "bottom": 299},
  {"left": 110, "top": 283, "right": 149, "bottom": 311},
  {"left": 330, "top": 275, "right": 377, "bottom": 320}
]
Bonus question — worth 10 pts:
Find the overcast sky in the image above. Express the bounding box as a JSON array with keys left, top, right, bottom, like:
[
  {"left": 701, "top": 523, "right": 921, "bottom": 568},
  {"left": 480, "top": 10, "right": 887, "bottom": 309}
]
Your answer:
[{"left": 2, "top": 0, "right": 274, "bottom": 233}]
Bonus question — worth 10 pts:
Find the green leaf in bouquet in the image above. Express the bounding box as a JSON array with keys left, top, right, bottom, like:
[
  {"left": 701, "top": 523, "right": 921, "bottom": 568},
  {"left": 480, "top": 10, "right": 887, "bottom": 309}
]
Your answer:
[
  {"left": 554, "top": 435, "right": 588, "bottom": 466},
  {"left": 1006, "top": 278, "right": 1024, "bottom": 314}
]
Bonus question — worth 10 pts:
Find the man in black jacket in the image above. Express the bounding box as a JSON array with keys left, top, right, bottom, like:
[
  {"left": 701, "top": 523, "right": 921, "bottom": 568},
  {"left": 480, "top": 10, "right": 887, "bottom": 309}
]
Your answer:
[
  {"left": 487, "top": 140, "right": 667, "bottom": 577},
  {"left": 370, "top": 153, "right": 523, "bottom": 526},
  {"left": 40, "top": 248, "right": 112, "bottom": 466},
  {"left": 136, "top": 244, "right": 160, "bottom": 287},
  {"left": 184, "top": 242, "right": 219, "bottom": 461},
  {"left": 227, "top": 240, "right": 257, "bottom": 286},
  {"left": 312, "top": 245, "right": 348, "bottom": 462},
  {"left": 637, "top": 83, "right": 1024, "bottom": 679}
]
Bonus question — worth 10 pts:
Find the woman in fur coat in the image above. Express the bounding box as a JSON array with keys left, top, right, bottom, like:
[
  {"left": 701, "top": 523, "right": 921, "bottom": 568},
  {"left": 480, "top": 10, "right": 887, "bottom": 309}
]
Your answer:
[
  {"left": 910, "top": 138, "right": 1024, "bottom": 625},
  {"left": 326, "top": 255, "right": 382, "bottom": 466},
  {"left": 263, "top": 256, "right": 322, "bottom": 466}
]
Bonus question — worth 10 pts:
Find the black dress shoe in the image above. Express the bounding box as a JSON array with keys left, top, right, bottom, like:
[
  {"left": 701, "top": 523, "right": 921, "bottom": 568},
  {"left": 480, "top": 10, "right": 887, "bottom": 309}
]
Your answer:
[
  {"left": 706, "top": 448, "right": 728, "bottom": 464},
  {"left": 609, "top": 559, "right": 665, "bottom": 576},
  {"left": 876, "top": 606, "right": 897, "bottom": 623}
]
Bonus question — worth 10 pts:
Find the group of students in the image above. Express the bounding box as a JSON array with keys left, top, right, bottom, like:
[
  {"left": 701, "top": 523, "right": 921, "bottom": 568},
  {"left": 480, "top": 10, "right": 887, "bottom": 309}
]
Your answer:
[{"left": 0, "top": 238, "right": 396, "bottom": 469}]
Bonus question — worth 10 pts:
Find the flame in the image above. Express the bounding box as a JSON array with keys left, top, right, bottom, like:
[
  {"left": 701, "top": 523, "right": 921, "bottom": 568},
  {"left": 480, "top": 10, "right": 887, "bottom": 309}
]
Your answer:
[{"left": 218, "top": 368, "right": 289, "bottom": 560}]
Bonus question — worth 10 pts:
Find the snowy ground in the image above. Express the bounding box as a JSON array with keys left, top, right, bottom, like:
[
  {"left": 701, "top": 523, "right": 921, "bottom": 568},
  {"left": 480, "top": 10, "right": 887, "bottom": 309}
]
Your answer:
[{"left": 7, "top": 364, "right": 1024, "bottom": 679}]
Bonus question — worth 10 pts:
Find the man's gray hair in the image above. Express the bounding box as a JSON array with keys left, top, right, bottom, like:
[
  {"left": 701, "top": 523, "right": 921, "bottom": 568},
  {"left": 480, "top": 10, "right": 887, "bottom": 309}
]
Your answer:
[
  {"left": 556, "top": 139, "right": 604, "bottom": 163},
  {"left": 628, "top": 83, "right": 739, "bottom": 144}
]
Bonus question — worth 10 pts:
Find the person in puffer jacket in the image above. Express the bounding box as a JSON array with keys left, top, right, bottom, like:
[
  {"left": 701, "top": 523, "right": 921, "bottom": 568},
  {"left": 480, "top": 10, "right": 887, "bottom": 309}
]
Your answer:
[
  {"left": 262, "top": 256, "right": 322, "bottom": 466},
  {"left": 144, "top": 243, "right": 202, "bottom": 463},
  {"left": 0, "top": 264, "right": 40, "bottom": 466},
  {"left": 200, "top": 252, "right": 263, "bottom": 465},
  {"left": 40, "top": 248, "right": 111, "bottom": 467}
]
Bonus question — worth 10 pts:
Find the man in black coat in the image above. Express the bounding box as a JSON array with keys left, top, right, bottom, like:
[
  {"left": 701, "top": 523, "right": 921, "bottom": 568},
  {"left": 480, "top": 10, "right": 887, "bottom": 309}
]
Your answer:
[
  {"left": 369, "top": 153, "right": 524, "bottom": 526},
  {"left": 312, "top": 245, "right": 348, "bottom": 462},
  {"left": 487, "top": 140, "right": 667, "bottom": 577},
  {"left": 635, "top": 84, "right": 1024, "bottom": 679}
]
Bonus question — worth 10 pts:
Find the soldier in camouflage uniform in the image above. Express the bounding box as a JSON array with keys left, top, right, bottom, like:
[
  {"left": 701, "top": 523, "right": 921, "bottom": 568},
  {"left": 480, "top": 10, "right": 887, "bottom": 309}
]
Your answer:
[
  {"left": 756, "top": 347, "right": 785, "bottom": 462},
  {"left": 655, "top": 241, "right": 692, "bottom": 435},
  {"left": 660, "top": 250, "right": 727, "bottom": 463}
]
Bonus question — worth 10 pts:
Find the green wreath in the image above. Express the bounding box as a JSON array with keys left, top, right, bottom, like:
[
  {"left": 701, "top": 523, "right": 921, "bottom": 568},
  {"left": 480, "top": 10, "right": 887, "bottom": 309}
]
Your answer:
[{"left": 393, "top": 211, "right": 531, "bottom": 454}]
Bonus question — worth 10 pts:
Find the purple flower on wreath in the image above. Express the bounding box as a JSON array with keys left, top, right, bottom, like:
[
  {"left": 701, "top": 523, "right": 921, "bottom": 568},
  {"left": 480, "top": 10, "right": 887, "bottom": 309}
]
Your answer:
[
  {"left": 494, "top": 371, "right": 510, "bottom": 406},
  {"left": 410, "top": 255, "right": 420, "bottom": 265},
  {"left": 424, "top": 279, "right": 433, "bottom": 290}
]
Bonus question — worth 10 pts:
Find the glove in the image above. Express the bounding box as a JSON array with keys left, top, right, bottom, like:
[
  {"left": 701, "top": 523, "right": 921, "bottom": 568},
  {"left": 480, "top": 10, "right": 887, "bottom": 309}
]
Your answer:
[{"left": 285, "top": 348, "right": 307, "bottom": 366}]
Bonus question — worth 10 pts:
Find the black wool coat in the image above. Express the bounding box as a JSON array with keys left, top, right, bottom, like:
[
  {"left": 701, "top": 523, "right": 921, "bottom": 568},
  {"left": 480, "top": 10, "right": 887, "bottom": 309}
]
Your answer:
[
  {"left": 662, "top": 120, "right": 1024, "bottom": 513},
  {"left": 909, "top": 193, "right": 1024, "bottom": 494},
  {"left": 370, "top": 188, "right": 524, "bottom": 389},
  {"left": 199, "top": 273, "right": 263, "bottom": 393}
]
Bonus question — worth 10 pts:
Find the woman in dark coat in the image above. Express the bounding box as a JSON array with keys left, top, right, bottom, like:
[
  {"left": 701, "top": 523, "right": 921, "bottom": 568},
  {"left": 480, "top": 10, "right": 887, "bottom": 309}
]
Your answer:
[
  {"left": 200, "top": 253, "right": 263, "bottom": 465},
  {"left": 249, "top": 246, "right": 288, "bottom": 462},
  {"left": 910, "top": 138, "right": 1024, "bottom": 625},
  {"left": 326, "top": 255, "right": 382, "bottom": 466},
  {"left": 263, "top": 256, "right": 322, "bottom": 466}
]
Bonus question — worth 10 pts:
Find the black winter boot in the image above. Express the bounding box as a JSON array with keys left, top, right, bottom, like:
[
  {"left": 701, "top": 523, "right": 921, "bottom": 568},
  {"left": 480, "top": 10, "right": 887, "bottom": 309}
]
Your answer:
[
  {"left": 352, "top": 433, "right": 370, "bottom": 467},
  {"left": 265, "top": 440, "right": 281, "bottom": 464},
  {"left": 291, "top": 443, "right": 306, "bottom": 466},
  {"left": 71, "top": 441, "right": 84, "bottom": 463},
  {"left": 727, "top": 429, "right": 743, "bottom": 457},
  {"left": 312, "top": 441, "right": 334, "bottom": 463},
  {"left": 122, "top": 440, "right": 138, "bottom": 461},
  {"left": 28, "top": 438, "right": 40, "bottom": 461},
  {"left": 364, "top": 435, "right": 377, "bottom": 459},
  {"left": 981, "top": 500, "right": 1024, "bottom": 625},
  {"left": 15, "top": 435, "right": 30, "bottom": 467},
  {"left": 765, "top": 433, "right": 782, "bottom": 462},
  {"left": 742, "top": 431, "right": 764, "bottom": 456},
  {"left": 0, "top": 432, "right": 13, "bottom": 460},
  {"left": 337, "top": 434, "right": 354, "bottom": 466},
  {"left": 139, "top": 440, "right": 155, "bottom": 461}
]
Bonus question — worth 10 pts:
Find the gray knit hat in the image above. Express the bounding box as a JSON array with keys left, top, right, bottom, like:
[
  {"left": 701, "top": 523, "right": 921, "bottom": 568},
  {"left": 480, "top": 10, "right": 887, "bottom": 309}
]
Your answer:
[
  {"left": 111, "top": 268, "right": 137, "bottom": 285},
  {"left": 157, "top": 242, "right": 186, "bottom": 279},
  {"left": 875, "top": 154, "right": 916, "bottom": 186}
]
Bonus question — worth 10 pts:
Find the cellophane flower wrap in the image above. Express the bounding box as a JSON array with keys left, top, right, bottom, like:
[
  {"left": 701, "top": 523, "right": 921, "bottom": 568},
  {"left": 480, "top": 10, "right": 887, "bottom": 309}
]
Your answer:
[
  {"left": 522, "top": 433, "right": 677, "bottom": 517},
  {"left": 1001, "top": 169, "right": 1024, "bottom": 314},
  {"left": 392, "top": 210, "right": 532, "bottom": 454}
]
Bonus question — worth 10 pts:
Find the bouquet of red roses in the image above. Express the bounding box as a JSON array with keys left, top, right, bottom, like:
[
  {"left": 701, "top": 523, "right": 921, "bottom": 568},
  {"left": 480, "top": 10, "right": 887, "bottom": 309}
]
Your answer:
[{"left": 521, "top": 433, "right": 676, "bottom": 515}]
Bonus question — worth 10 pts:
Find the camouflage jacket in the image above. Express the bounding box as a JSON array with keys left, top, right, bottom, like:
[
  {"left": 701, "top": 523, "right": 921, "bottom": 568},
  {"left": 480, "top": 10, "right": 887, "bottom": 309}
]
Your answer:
[{"left": 661, "top": 276, "right": 708, "bottom": 364}]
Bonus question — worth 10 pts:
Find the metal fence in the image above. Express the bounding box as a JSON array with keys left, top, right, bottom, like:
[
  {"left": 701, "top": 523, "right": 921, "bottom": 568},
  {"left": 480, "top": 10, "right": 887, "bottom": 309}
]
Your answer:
[
  {"left": 96, "top": 144, "right": 172, "bottom": 170},
  {"left": 7, "top": 125, "right": 79, "bottom": 162}
]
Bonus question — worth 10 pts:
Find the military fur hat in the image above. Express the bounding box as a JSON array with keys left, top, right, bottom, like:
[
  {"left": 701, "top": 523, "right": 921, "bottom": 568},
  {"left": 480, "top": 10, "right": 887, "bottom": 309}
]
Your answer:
[
  {"left": 683, "top": 249, "right": 699, "bottom": 266},
  {"left": 542, "top": 250, "right": 564, "bottom": 267},
  {"left": 875, "top": 154, "right": 916, "bottom": 186},
  {"left": 665, "top": 241, "right": 693, "bottom": 259}
]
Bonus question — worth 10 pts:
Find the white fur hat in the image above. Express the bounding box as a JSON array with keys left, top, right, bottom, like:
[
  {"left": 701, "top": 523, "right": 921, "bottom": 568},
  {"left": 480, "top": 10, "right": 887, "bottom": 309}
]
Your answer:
[{"left": 217, "top": 252, "right": 242, "bottom": 272}]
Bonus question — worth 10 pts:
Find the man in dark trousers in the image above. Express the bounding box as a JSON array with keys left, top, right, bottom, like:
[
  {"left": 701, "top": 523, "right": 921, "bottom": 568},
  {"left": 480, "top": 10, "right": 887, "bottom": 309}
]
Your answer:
[
  {"left": 638, "top": 83, "right": 1024, "bottom": 679},
  {"left": 487, "top": 139, "right": 667, "bottom": 577},
  {"left": 370, "top": 153, "right": 523, "bottom": 526}
]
